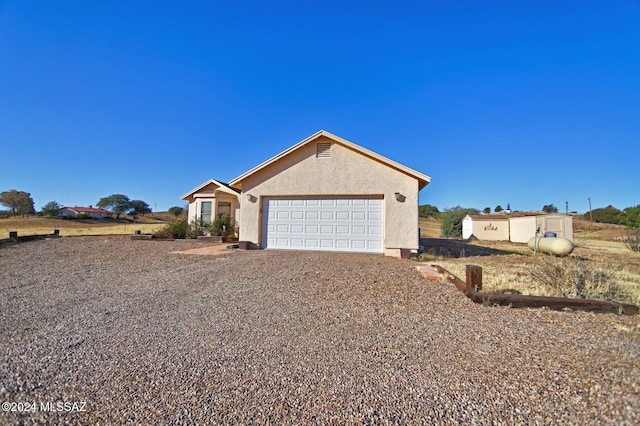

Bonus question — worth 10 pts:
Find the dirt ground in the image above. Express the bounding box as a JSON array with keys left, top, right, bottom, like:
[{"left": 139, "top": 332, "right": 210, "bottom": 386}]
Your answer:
[{"left": 1, "top": 237, "right": 639, "bottom": 423}]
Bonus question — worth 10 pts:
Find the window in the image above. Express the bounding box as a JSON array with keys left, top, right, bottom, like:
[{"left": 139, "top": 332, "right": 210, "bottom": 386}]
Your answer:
[
  {"left": 217, "top": 201, "right": 231, "bottom": 218},
  {"left": 200, "top": 201, "right": 212, "bottom": 223}
]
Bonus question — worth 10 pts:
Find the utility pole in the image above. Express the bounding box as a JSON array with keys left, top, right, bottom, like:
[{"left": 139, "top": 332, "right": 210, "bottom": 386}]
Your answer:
[
  {"left": 565, "top": 201, "right": 568, "bottom": 215},
  {"left": 588, "top": 197, "right": 593, "bottom": 230}
]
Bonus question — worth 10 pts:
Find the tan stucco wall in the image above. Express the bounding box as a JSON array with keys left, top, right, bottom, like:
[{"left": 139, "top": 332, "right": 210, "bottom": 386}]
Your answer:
[
  {"left": 471, "top": 219, "right": 510, "bottom": 241},
  {"left": 237, "top": 137, "right": 421, "bottom": 252}
]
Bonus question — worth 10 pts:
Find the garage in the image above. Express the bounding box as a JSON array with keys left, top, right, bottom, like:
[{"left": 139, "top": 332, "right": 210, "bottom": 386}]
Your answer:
[{"left": 262, "top": 197, "right": 384, "bottom": 253}]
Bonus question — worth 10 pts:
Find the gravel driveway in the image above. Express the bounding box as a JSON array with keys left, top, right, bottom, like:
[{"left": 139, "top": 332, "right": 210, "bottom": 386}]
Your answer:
[{"left": 1, "top": 236, "right": 639, "bottom": 424}]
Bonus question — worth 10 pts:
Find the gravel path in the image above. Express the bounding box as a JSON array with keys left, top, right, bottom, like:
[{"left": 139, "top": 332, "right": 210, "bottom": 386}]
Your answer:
[{"left": 1, "top": 236, "right": 639, "bottom": 424}]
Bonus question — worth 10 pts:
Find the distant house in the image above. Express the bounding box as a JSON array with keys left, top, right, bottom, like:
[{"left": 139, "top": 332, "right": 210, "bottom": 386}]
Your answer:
[{"left": 59, "top": 206, "right": 112, "bottom": 219}]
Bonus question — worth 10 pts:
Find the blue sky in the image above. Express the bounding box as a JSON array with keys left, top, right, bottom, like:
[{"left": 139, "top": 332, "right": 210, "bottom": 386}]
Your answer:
[{"left": 1, "top": 1, "right": 639, "bottom": 213}]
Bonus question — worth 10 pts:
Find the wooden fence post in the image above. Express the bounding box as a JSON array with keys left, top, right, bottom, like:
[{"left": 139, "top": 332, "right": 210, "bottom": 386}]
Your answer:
[{"left": 466, "top": 265, "right": 482, "bottom": 292}]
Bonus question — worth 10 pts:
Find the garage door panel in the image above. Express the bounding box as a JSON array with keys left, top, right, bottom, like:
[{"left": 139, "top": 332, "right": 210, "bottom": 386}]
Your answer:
[
  {"left": 263, "top": 197, "right": 383, "bottom": 253},
  {"left": 320, "top": 225, "right": 334, "bottom": 234}
]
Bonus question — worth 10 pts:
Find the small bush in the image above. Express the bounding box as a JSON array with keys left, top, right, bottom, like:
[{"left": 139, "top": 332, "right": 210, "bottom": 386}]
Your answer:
[
  {"left": 531, "top": 256, "right": 624, "bottom": 302},
  {"left": 187, "top": 219, "right": 209, "bottom": 239},
  {"left": 156, "top": 220, "right": 189, "bottom": 239},
  {"left": 210, "top": 215, "right": 234, "bottom": 236}
]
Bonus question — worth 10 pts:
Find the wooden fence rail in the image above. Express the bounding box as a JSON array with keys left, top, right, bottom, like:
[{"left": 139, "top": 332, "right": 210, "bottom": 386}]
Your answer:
[{"left": 430, "top": 264, "right": 639, "bottom": 316}]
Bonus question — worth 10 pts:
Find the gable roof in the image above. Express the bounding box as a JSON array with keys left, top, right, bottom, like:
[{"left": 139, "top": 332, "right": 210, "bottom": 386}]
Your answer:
[
  {"left": 229, "top": 130, "right": 431, "bottom": 190},
  {"left": 181, "top": 178, "right": 240, "bottom": 201}
]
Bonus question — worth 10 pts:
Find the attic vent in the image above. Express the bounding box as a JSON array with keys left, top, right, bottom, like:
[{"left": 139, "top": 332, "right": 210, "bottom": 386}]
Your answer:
[{"left": 316, "top": 142, "right": 332, "bottom": 158}]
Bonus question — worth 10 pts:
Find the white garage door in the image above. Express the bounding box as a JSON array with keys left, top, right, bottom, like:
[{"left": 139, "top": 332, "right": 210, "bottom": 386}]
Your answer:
[{"left": 262, "top": 197, "right": 383, "bottom": 253}]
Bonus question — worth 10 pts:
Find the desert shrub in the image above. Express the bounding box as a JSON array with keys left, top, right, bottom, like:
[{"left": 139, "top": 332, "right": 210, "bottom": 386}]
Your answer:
[
  {"left": 210, "top": 215, "right": 234, "bottom": 236},
  {"left": 626, "top": 229, "right": 640, "bottom": 253},
  {"left": 187, "top": 219, "right": 209, "bottom": 239},
  {"left": 531, "top": 256, "right": 625, "bottom": 302},
  {"left": 156, "top": 220, "right": 189, "bottom": 239}
]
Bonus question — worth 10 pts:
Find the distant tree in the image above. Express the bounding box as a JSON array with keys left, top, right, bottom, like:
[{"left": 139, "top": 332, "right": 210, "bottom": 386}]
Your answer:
[
  {"left": 542, "top": 204, "right": 559, "bottom": 213},
  {"left": 41, "top": 201, "right": 63, "bottom": 218},
  {"left": 418, "top": 204, "right": 440, "bottom": 218},
  {"left": 97, "top": 194, "right": 131, "bottom": 219},
  {"left": 483, "top": 207, "right": 491, "bottom": 214},
  {"left": 621, "top": 205, "right": 640, "bottom": 229},
  {"left": 168, "top": 206, "right": 185, "bottom": 217},
  {"left": 495, "top": 205, "right": 503, "bottom": 213},
  {"left": 129, "top": 200, "right": 152, "bottom": 219},
  {"left": 506, "top": 203, "right": 511, "bottom": 211},
  {"left": 1, "top": 190, "right": 34, "bottom": 216},
  {"left": 586, "top": 205, "right": 623, "bottom": 224},
  {"left": 18, "top": 196, "right": 35, "bottom": 216},
  {"left": 445, "top": 205, "right": 480, "bottom": 215}
]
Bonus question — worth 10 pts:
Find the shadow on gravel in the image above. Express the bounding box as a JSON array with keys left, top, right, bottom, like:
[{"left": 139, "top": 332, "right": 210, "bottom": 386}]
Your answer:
[{"left": 420, "top": 237, "right": 516, "bottom": 258}]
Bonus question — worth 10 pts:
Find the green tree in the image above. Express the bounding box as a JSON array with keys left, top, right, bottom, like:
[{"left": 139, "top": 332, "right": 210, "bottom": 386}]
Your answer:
[
  {"left": 96, "top": 194, "right": 131, "bottom": 219},
  {"left": 41, "top": 201, "right": 63, "bottom": 218},
  {"left": 542, "top": 204, "right": 559, "bottom": 213},
  {"left": 168, "top": 206, "right": 185, "bottom": 217},
  {"left": 1, "top": 190, "right": 34, "bottom": 216},
  {"left": 18, "top": 196, "right": 35, "bottom": 216},
  {"left": 495, "top": 205, "right": 503, "bottom": 213},
  {"left": 441, "top": 211, "right": 465, "bottom": 237},
  {"left": 129, "top": 200, "right": 152, "bottom": 219},
  {"left": 418, "top": 204, "right": 440, "bottom": 218},
  {"left": 483, "top": 207, "right": 491, "bottom": 214},
  {"left": 586, "top": 205, "right": 623, "bottom": 224},
  {"left": 621, "top": 205, "right": 640, "bottom": 229}
]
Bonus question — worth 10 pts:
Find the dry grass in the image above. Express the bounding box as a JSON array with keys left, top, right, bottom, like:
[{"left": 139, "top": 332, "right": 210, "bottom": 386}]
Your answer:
[
  {"left": 419, "top": 216, "right": 640, "bottom": 306},
  {"left": 0, "top": 216, "right": 169, "bottom": 239}
]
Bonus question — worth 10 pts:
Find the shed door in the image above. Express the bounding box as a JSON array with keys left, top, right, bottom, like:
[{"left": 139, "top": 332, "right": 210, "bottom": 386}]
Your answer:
[{"left": 262, "top": 197, "right": 383, "bottom": 253}]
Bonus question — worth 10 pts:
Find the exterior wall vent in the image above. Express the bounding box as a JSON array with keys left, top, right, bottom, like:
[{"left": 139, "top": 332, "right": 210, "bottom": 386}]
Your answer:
[{"left": 316, "top": 142, "right": 332, "bottom": 158}]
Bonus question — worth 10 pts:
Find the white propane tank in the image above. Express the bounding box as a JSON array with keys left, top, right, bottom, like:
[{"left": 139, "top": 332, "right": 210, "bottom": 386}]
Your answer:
[{"left": 528, "top": 235, "right": 574, "bottom": 256}]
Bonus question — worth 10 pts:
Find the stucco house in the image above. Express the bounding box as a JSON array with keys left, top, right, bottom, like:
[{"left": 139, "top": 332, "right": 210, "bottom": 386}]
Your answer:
[
  {"left": 185, "top": 130, "right": 431, "bottom": 257},
  {"left": 181, "top": 179, "right": 241, "bottom": 229}
]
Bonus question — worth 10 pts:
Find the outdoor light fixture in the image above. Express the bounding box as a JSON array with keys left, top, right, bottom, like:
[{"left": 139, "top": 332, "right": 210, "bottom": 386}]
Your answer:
[
  {"left": 394, "top": 192, "right": 406, "bottom": 202},
  {"left": 246, "top": 194, "right": 256, "bottom": 202}
]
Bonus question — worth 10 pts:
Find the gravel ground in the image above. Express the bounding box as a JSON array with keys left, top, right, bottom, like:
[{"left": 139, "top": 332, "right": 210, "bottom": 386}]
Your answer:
[{"left": 1, "top": 236, "right": 639, "bottom": 425}]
